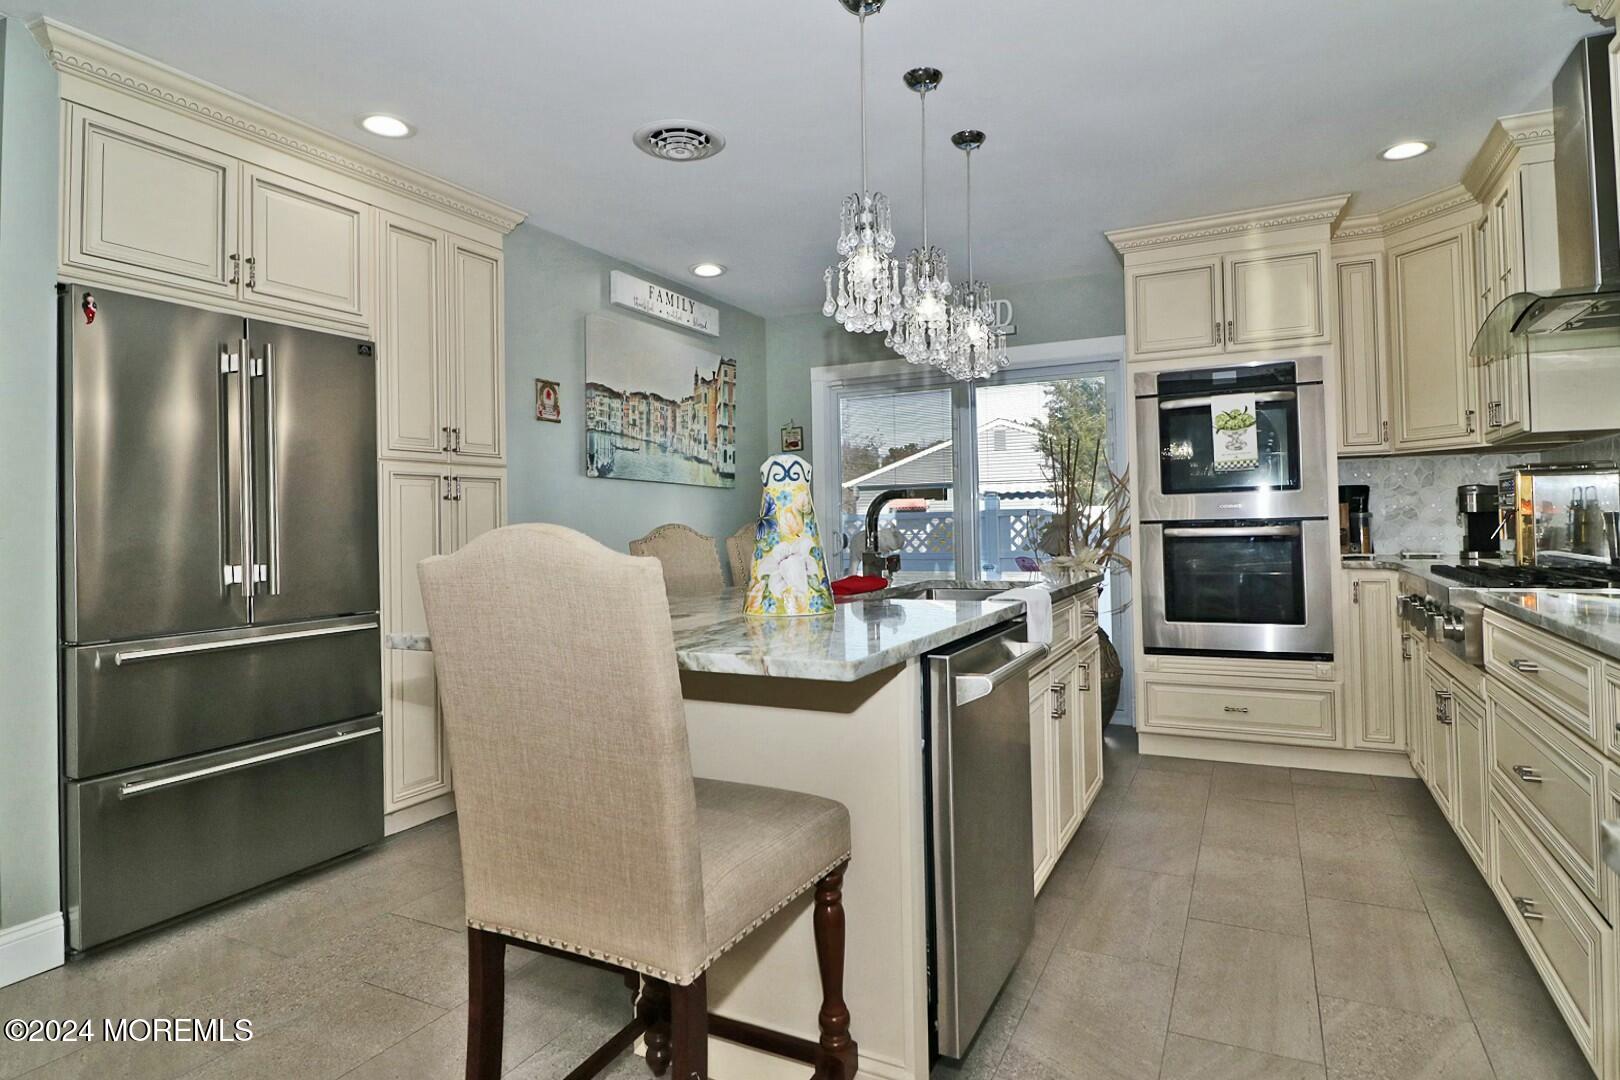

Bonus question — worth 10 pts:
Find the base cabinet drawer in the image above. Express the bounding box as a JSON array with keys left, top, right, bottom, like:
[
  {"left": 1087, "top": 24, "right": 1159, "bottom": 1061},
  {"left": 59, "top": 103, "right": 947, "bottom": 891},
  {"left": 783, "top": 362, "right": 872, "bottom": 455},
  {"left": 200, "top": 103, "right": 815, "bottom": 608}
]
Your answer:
[
  {"left": 1490, "top": 680, "right": 1611, "bottom": 910},
  {"left": 1489, "top": 799, "right": 1612, "bottom": 1079},
  {"left": 1141, "top": 677, "right": 1337, "bottom": 744},
  {"left": 1485, "top": 614, "right": 1605, "bottom": 746}
]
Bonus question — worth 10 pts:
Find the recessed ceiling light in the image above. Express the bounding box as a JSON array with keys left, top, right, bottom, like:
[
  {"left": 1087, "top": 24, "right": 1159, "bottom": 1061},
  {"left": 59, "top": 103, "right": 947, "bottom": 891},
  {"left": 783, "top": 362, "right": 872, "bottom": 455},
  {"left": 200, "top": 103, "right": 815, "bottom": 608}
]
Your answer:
[
  {"left": 360, "top": 114, "right": 413, "bottom": 138},
  {"left": 1380, "top": 140, "right": 1432, "bottom": 161},
  {"left": 691, "top": 263, "right": 726, "bottom": 278}
]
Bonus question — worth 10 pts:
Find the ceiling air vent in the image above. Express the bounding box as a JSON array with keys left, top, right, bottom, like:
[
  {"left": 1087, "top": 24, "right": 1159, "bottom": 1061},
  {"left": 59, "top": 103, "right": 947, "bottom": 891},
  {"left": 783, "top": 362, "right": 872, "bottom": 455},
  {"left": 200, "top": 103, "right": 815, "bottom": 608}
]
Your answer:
[{"left": 634, "top": 121, "right": 726, "bottom": 162}]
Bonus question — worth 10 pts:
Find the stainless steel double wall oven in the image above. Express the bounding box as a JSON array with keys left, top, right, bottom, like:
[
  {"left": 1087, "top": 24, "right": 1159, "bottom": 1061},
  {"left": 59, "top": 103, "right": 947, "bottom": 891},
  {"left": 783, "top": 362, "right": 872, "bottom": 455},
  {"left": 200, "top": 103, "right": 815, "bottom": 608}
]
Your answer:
[{"left": 1136, "top": 356, "right": 1335, "bottom": 660}]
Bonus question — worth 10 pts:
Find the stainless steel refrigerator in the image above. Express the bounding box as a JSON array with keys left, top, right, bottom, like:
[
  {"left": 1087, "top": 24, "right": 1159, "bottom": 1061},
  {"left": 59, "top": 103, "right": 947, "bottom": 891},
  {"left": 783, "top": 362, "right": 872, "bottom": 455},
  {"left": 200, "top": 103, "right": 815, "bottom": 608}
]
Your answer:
[{"left": 59, "top": 284, "right": 383, "bottom": 951}]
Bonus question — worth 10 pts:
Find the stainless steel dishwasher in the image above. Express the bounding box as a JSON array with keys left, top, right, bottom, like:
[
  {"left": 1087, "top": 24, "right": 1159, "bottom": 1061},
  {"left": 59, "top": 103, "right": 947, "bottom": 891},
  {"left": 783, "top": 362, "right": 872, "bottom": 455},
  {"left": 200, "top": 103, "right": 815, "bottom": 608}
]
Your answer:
[{"left": 927, "top": 620, "right": 1047, "bottom": 1058}]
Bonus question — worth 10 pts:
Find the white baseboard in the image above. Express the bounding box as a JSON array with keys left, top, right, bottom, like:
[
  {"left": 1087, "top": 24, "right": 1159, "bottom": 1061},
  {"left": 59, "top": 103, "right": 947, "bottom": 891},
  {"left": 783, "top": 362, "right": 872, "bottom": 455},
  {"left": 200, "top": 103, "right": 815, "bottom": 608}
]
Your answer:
[
  {"left": 1138, "top": 732, "right": 1417, "bottom": 778},
  {"left": 384, "top": 791, "right": 456, "bottom": 836},
  {"left": 0, "top": 912, "right": 64, "bottom": 988}
]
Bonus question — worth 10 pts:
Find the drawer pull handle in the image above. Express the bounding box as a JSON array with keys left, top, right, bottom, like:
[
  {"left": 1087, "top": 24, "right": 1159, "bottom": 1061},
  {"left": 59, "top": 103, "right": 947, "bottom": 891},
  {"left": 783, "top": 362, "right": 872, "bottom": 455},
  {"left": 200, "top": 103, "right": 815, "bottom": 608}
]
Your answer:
[
  {"left": 1509, "top": 658, "right": 1541, "bottom": 675},
  {"left": 118, "top": 725, "right": 381, "bottom": 799},
  {"left": 1512, "top": 765, "right": 1544, "bottom": 784},
  {"left": 1512, "top": 895, "right": 1545, "bottom": 922},
  {"left": 1223, "top": 705, "right": 1249, "bottom": 714},
  {"left": 113, "top": 620, "right": 379, "bottom": 665}
]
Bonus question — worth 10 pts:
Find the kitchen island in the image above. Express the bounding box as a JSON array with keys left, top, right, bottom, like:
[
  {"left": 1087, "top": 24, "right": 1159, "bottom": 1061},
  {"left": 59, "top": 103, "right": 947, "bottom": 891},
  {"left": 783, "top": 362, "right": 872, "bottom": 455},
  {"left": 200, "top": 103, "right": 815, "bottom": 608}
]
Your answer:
[{"left": 389, "top": 575, "right": 1102, "bottom": 1079}]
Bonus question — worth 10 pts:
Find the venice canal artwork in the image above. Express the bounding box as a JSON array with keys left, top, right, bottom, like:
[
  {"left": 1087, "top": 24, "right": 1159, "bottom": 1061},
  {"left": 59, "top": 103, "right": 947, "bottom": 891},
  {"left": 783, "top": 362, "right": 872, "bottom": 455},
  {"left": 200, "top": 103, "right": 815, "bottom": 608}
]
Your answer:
[{"left": 584, "top": 313, "right": 737, "bottom": 489}]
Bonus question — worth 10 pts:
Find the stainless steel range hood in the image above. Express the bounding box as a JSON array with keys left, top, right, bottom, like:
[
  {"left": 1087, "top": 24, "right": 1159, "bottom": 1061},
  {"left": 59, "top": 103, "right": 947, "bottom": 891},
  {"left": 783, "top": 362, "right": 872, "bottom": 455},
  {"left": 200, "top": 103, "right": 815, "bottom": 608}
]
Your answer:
[{"left": 1473, "top": 31, "right": 1620, "bottom": 358}]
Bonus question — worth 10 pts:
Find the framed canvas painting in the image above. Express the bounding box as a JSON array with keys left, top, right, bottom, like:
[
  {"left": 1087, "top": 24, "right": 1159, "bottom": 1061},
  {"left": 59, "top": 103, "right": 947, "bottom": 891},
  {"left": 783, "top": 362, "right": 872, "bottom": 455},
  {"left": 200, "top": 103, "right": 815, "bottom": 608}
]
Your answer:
[{"left": 584, "top": 313, "right": 737, "bottom": 488}]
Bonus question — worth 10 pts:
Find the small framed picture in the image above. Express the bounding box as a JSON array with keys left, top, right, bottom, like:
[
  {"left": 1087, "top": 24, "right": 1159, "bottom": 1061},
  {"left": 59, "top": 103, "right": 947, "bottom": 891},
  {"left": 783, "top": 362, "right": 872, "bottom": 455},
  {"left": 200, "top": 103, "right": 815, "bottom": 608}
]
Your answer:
[
  {"left": 535, "top": 379, "right": 561, "bottom": 423},
  {"left": 780, "top": 423, "right": 804, "bottom": 453}
]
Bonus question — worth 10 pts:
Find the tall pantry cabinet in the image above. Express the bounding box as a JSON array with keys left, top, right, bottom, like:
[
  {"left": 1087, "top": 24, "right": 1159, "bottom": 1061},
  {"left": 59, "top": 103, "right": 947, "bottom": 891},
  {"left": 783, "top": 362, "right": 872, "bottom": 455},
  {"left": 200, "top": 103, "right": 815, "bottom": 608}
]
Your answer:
[
  {"left": 37, "top": 19, "right": 523, "bottom": 830},
  {"left": 375, "top": 216, "right": 510, "bottom": 821}
]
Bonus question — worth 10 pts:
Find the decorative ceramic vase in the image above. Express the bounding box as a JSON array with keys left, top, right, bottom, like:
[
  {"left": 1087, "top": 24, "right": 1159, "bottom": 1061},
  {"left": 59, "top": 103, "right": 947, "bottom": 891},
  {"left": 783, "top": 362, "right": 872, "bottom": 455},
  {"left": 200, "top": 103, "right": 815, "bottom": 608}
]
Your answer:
[{"left": 745, "top": 454, "right": 834, "bottom": 617}]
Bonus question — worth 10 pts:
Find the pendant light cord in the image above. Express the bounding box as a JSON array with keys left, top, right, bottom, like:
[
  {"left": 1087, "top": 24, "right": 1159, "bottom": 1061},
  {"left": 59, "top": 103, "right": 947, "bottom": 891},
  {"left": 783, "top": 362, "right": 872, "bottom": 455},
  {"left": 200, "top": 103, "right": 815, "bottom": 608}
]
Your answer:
[
  {"left": 919, "top": 89, "right": 929, "bottom": 249},
  {"left": 859, "top": 15, "right": 868, "bottom": 197},
  {"left": 965, "top": 149, "right": 973, "bottom": 285}
]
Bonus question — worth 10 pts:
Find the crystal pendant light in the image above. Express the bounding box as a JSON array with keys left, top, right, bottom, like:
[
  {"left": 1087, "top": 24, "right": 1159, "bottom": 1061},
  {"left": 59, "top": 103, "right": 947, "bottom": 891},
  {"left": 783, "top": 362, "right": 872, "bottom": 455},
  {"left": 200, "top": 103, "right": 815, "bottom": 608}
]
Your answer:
[
  {"left": 822, "top": 0, "right": 901, "bottom": 335},
  {"left": 887, "top": 67, "right": 953, "bottom": 367},
  {"left": 943, "top": 129, "right": 1009, "bottom": 380}
]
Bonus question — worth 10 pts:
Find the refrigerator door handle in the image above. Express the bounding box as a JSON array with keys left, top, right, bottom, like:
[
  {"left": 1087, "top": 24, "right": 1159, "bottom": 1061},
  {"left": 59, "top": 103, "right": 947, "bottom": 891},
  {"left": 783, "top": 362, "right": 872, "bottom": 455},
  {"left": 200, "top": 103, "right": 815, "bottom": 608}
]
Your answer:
[
  {"left": 256, "top": 342, "right": 282, "bottom": 596},
  {"left": 116, "top": 724, "right": 382, "bottom": 799},
  {"left": 219, "top": 345, "right": 245, "bottom": 593},
  {"left": 112, "top": 618, "right": 380, "bottom": 666},
  {"left": 237, "top": 337, "right": 256, "bottom": 601}
]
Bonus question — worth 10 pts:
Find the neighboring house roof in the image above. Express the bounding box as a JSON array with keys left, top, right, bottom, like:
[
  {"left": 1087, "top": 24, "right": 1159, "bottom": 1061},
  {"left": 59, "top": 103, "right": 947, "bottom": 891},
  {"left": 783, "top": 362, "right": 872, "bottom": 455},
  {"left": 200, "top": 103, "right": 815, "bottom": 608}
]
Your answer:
[{"left": 843, "top": 417, "right": 1049, "bottom": 493}]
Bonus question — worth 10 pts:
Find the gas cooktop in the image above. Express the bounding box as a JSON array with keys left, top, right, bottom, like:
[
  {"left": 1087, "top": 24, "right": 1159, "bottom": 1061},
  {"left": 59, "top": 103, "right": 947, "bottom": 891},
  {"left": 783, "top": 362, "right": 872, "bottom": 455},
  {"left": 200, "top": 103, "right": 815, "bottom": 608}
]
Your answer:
[{"left": 1429, "top": 562, "right": 1620, "bottom": 590}]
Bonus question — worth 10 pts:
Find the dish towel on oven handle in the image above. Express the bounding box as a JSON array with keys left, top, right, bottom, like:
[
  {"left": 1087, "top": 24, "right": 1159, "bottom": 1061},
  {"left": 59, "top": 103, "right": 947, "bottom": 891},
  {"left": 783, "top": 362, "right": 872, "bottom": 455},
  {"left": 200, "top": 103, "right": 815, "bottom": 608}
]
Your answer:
[
  {"left": 1002, "top": 583, "right": 1053, "bottom": 645},
  {"left": 1211, "top": 392, "right": 1259, "bottom": 473}
]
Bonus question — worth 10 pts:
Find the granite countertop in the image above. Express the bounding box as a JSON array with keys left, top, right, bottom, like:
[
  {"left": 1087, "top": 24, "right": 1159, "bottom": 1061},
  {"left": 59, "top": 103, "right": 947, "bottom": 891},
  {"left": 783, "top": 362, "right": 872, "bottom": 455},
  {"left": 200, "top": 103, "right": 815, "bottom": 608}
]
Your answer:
[
  {"left": 1476, "top": 591, "right": 1620, "bottom": 664},
  {"left": 385, "top": 575, "right": 1102, "bottom": 682}
]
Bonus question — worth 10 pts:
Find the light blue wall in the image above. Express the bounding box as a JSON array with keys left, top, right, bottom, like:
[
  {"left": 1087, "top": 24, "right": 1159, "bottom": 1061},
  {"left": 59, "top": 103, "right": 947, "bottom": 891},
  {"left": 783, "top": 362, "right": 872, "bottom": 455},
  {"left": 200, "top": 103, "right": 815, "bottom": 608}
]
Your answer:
[
  {"left": 503, "top": 224, "right": 768, "bottom": 553},
  {"left": 764, "top": 269, "right": 1125, "bottom": 454},
  {"left": 0, "top": 16, "right": 62, "bottom": 938}
]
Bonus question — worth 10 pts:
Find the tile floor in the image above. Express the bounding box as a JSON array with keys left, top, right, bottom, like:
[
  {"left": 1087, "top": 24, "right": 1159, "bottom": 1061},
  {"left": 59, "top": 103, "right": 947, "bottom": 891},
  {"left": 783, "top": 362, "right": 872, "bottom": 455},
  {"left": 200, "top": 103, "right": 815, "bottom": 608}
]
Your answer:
[{"left": 0, "top": 728, "right": 1593, "bottom": 1079}]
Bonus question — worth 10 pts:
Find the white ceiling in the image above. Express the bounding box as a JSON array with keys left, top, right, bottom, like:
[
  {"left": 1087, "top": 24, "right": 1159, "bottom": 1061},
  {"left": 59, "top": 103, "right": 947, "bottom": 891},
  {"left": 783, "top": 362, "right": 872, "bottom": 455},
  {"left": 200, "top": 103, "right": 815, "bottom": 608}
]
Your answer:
[{"left": 18, "top": 0, "right": 1603, "bottom": 315}]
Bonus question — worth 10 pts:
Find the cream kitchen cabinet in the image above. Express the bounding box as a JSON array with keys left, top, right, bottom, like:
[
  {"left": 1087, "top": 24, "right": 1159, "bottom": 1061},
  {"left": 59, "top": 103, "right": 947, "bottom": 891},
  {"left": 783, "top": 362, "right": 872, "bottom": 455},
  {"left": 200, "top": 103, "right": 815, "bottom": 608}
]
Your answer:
[
  {"left": 66, "top": 106, "right": 239, "bottom": 298},
  {"left": 379, "top": 212, "right": 506, "bottom": 465},
  {"left": 1405, "top": 627, "right": 1430, "bottom": 780},
  {"left": 1031, "top": 595, "right": 1102, "bottom": 894},
  {"left": 63, "top": 105, "right": 370, "bottom": 327},
  {"left": 1029, "top": 667, "right": 1056, "bottom": 889},
  {"left": 1123, "top": 245, "right": 1328, "bottom": 362},
  {"left": 242, "top": 166, "right": 368, "bottom": 323},
  {"left": 1452, "top": 683, "right": 1489, "bottom": 870},
  {"left": 381, "top": 461, "right": 506, "bottom": 812},
  {"left": 1424, "top": 658, "right": 1459, "bottom": 820},
  {"left": 1333, "top": 254, "right": 1393, "bottom": 453},
  {"left": 1078, "top": 635, "right": 1105, "bottom": 813},
  {"left": 1345, "top": 570, "right": 1404, "bottom": 750},
  {"left": 1389, "top": 225, "right": 1481, "bottom": 451}
]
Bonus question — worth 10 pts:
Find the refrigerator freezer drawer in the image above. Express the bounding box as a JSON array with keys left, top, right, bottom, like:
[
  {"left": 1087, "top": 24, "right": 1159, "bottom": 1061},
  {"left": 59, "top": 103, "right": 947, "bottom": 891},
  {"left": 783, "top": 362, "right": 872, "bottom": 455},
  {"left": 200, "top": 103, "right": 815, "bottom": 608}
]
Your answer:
[
  {"left": 64, "top": 615, "right": 381, "bottom": 779},
  {"left": 64, "top": 719, "right": 383, "bottom": 951}
]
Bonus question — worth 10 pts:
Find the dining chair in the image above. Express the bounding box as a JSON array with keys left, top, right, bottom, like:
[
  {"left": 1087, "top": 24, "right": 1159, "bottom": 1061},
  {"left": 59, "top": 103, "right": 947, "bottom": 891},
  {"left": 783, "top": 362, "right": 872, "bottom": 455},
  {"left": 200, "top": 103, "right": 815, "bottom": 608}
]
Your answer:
[
  {"left": 629, "top": 523, "right": 725, "bottom": 596},
  {"left": 725, "top": 522, "right": 756, "bottom": 588},
  {"left": 418, "top": 525, "right": 858, "bottom": 1080}
]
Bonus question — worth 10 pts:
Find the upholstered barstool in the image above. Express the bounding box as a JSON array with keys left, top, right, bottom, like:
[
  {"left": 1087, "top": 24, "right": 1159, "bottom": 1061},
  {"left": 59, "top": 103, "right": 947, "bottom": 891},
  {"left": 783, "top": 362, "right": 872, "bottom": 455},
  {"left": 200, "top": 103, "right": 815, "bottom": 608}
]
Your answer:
[
  {"left": 628, "top": 523, "right": 725, "bottom": 596},
  {"left": 724, "top": 522, "right": 755, "bottom": 588},
  {"left": 419, "top": 525, "right": 857, "bottom": 1080}
]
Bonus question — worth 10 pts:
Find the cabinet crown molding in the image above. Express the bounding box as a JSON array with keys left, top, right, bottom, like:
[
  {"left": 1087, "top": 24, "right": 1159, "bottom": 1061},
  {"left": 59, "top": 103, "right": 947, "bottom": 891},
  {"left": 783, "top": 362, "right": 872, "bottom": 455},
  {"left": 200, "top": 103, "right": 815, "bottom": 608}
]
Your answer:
[
  {"left": 1105, "top": 194, "right": 1350, "bottom": 255},
  {"left": 1569, "top": 0, "right": 1618, "bottom": 21},
  {"left": 1374, "top": 183, "right": 1478, "bottom": 236},
  {"left": 1461, "top": 110, "right": 1556, "bottom": 199},
  {"left": 29, "top": 18, "right": 527, "bottom": 235}
]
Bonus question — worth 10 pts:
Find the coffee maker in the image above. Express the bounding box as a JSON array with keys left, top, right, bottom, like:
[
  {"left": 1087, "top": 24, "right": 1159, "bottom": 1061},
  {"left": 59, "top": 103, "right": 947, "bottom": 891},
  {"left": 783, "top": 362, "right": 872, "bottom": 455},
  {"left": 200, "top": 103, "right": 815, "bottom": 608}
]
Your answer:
[
  {"left": 1457, "top": 484, "right": 1499, "bottom": 562},
  {"left": 1340, "top": 485, "right": 1372, "bottom": 556}
]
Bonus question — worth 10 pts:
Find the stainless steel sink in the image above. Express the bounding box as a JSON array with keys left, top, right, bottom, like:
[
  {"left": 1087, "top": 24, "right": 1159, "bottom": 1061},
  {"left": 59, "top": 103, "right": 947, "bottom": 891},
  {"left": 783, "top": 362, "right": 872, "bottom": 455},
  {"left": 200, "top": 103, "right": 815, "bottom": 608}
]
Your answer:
[{"left": 884, "top": 583, "right": 1013, "bottom": 602}]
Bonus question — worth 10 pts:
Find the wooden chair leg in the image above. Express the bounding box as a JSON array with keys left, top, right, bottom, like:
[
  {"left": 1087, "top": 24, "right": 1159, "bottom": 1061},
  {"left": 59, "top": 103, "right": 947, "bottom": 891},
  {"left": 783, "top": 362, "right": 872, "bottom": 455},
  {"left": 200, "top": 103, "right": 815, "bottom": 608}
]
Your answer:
[
  {"left": 466, "top": 928, "right": 506, "bottom": 1080},
  {"left": 641, "top": 978, "right": 671, "bottom": 1076},
  {"left": 812, "top": 862, "right": 858, "bottom": 1080},
  {"left": 669, "top": 975, "right": 708, "bottom": 1080}
]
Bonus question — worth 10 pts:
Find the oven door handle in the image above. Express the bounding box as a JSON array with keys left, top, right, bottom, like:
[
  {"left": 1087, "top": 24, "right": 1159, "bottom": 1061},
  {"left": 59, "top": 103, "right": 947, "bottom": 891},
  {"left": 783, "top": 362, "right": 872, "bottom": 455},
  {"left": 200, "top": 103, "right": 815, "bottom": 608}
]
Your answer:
[
  {"left": 1158, "top": 390, "right": 1297, "bottom": 411},
  {"left": 1161, "top": 524, "right": 1302, "bottom": 539}
]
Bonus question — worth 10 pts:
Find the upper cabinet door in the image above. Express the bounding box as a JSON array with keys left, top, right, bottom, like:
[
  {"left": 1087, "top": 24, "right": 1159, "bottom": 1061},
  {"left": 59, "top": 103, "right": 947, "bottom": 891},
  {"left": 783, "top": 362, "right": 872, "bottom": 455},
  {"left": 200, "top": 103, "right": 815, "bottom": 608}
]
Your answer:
[
  {"left": 1390, "top": 230, "right": 1479, "bottom": 450},
  {"left": 244, "top": 168, "right": 369, "bottom": 323},
  {"left": 1126, "top": 258, "right": 1223, "bottom": 360},
  {"left": 448, "top": 238, "right": 505, "bottom": 463},
  {"left": 380, "top": 215, "right": 448, "bottom": 459},
  {"left": 69, "top": 107, "right": 239, "bottom": 296},
  {"left": 1334, "top": 257, "right": 1391, "bottom": 453},
  {"left": 1225, "top": 248, "right": 1327, "bottom": 349}
]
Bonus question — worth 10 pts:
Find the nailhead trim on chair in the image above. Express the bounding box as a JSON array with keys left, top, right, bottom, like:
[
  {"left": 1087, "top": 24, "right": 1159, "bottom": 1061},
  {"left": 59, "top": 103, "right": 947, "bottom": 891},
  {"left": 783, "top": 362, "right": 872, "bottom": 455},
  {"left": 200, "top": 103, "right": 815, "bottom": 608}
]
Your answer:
[{"left": 466, "top": 850, "right": 852, "bottom": 987}]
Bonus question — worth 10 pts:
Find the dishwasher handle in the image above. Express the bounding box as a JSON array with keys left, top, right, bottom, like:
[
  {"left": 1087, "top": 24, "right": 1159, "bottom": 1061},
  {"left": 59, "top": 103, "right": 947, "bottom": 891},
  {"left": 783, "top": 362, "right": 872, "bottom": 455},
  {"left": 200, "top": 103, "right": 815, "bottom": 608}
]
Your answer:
[{"left": 954, "top": 642, "right": 1050, "bottom": 707}]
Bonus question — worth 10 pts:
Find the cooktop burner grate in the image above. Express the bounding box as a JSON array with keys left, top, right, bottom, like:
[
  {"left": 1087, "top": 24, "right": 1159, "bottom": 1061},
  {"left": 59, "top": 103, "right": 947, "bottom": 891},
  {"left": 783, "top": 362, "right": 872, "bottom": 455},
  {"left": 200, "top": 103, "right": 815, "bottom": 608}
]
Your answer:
[{"left": 1431, "top": 563, "right": 1620, "bottom": 589}]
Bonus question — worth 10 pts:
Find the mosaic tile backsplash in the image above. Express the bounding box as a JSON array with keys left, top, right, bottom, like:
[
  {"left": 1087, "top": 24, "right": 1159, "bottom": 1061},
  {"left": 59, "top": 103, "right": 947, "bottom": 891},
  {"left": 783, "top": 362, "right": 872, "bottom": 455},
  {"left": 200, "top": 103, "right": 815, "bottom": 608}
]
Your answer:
[
  {"left": 1337, "top": 452, "right": 1533, "bottom": 557},
  {"left": 1337, "top": 434, "right": 1620, "bottom": 557}
]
